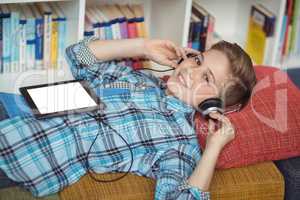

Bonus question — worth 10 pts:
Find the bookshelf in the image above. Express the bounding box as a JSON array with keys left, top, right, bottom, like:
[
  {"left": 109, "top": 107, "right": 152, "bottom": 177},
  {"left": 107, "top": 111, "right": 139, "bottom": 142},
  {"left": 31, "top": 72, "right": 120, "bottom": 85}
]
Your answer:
[
  {"left": 195, "top": 0, "right": 299, "bottom": 70},
  {"left": 0, "top": 0, "right": 299, "bottom": 94},
  {"left": 0, "top": 0, "right": 83, "bottom": 93}
]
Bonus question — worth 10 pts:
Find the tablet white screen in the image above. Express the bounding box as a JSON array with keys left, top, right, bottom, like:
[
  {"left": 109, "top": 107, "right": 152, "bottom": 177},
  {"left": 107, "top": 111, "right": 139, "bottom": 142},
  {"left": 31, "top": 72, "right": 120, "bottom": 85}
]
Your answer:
[{"left": 27, "top": 82, "right": 97, "bottom": 114}]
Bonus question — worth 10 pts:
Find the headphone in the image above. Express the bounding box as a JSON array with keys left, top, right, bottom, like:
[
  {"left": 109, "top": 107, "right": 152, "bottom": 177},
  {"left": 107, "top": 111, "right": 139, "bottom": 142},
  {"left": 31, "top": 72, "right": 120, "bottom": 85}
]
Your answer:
[{"left": 197, "top": 97, "right": 224, "bottom": 118}]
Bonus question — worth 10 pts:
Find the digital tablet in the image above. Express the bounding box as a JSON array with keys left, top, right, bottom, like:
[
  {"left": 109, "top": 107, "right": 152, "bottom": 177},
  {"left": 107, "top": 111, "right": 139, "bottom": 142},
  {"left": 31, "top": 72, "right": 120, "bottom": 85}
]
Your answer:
[{"left": 20, "top": 80, "right": 104, "bottom": 119}]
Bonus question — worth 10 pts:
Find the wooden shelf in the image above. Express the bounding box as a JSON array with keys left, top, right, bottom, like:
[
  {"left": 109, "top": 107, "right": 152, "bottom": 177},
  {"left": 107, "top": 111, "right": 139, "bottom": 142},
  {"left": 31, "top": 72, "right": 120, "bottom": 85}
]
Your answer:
[
  {"left": 0, "top": 66, "right": 74, "bottom": 94},
  {"left": 0, "top": 0, "right": 72, "bottom": 4}
]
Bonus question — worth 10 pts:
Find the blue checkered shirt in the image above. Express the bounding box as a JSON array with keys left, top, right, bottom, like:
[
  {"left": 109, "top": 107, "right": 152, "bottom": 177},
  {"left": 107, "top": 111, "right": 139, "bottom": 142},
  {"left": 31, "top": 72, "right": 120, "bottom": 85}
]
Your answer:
[{"left": 0, "top": 39, "right": 210, "bottom": 199}]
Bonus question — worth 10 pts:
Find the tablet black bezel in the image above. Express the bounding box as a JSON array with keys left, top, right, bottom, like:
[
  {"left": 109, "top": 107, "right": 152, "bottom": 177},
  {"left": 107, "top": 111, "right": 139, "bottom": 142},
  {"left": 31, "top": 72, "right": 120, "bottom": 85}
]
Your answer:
[{"left": 19, "top": 79, "right": 103, "bottom": 119}]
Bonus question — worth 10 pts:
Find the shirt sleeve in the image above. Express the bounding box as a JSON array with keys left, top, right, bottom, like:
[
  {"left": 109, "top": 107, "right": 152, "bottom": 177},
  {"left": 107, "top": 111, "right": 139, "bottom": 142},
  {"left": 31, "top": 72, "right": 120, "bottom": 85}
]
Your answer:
[
  {"left": 152, "top": 144, "right": 210, "bottom": 200},
  {"left": 64, "top": 37, "right": 133, "bottom": 84}
]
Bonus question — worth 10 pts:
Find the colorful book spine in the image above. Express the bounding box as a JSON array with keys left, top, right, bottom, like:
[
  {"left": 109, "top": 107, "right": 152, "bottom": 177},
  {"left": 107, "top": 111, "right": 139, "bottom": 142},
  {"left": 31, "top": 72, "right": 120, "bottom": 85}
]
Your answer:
[
  {"left": 282, "top": 0, "right": 294, "bottom": 57},
  {"left": 30, "top": 5, "right": 43, "bottom": 70},
  {"left": 191, "top": 14, "right": 202, "bottom": 51},
  {"left": 58, "top": 17, "right": 66, "bottom": 69},
  {"left": 36, "top": 17, "right": 43, "bottom": 69},
  {"left": 51, "top": 2, "right": 67, "bottom": 69},
  {"left": 135, "top": 17, "right": 145, "bottom": 38},
  {"left": 111, "top": 17, "right": 121, "bottom": 39},
  {"left": 98, "top": 22, "right": 106, "bottom": 40},
  {"left": 26, "top": 19, "right": 36, "bottom": 70},
  {"left": 51, "top": 15, "right": 58, "bottom": 68},
  {"left": 8, "top": 5, "right": 20, "bottom": 73},
  {"left": 110, "top": 5, "right": 128, "bottom": 39},
  {"left": 43, "top": 12, "right": 52, "bottom": 69},
  {"left": 105, "top": 21, "right": 113, "bottom": 40},
  {"left": 0, "top": 11, "right": 3, "bottom": 73},
  {"left": 84, "top": 17, "right": 94, "bottom": 39},
  {"left": 1, "top": 5, "right": 11, "bottom": 73},
  {"left": 278, "top": 15, "right": 287, "bottom": 63},
  {"left": 205, "top": 15, "right": 215, "bottom": 50},
  {"left": 119, "top": 16, "right": 128, "bottom": 39},
  {"left": 127, "top": 17, "right": 138, "bottom": 38},
  {"left": 101, "top": 5, "right": 121, "bottom": 40},
  {"left": 297, "top": 6, "right": 300, "bottom": 54},
  {"left": 19, "top": 18, "right": 27, "bottom": 72},
  {"left": 187, "top": 18, "right": 194, "bottom": 48},
  {"left": 37, "top": 2, "right": 52, "bottom": 69},
  {"left": 252, "top": 4, "right": 276, "bottom": 37},
  {"left": 290, "top": 0, "right": 300, "bottom": 55},
  {"left": 21, "top": 4, "right": 36, "bottom": 70},
  {"left": 130, "top": 5, "right": 146, "bottom": 38},
  {"left": 95, "top": 8, "right": 113, "bottom": 40}
]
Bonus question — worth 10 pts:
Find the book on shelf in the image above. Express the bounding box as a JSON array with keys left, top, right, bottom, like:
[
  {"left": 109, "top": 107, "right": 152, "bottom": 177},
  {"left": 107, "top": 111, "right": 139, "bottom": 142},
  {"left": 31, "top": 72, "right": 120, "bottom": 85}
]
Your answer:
[
  {"left": 50, "top": 2, "right": 67, "bottom": 69},
  {"left": 20, "top": 4, "right": 36, "bottom": 71},
  {"left": 192, "top": 1, "right": 208, "bottom": 52},
  {"left": 109, "top": 5, "right": 128, "bottom": 39},
  {"left": 118, "top": 5, "right": 138, "bottom": 39},
  {"left": 296, "top": 0, "right": 300, "bottom": 55},
  {"left": 84, "top": 4, "right": 148, "bottom": 70},
  {"left": 277, "top": 0, "right": 300, "bottom": 64},
  {"left": 188, "top": 0, "right": 215, "bottom": 52},
  {"left": 190, "top": 13, "right": 202, "bottom": 50},
  {"left": 8, "top": 4, "right": 21, "bottom": 73},
  {"left": 245, "top": 3, "right": 276, "bottom": 65},
  {"left": 1, "top": 4, "right": 12, "bottom": 73},
  {"left": 30, "top": 4, "right": 43, "bottom": 70},
  {"left": 130, "top": 4, "right": 147, "bottom": 38},
  {"left": 18, "top": 5, "right": 27, "bottom": 73},
  {"left": 36, "top": 2, "right": 52, "bottom": 69},
  {"left": 49, "top": 3, "right": 58, "bottom": 69},
  {"left": 0, "top": 2, "right": 67, "bottom": 74},
  {"left": 0, "top": 5, "right": 10, "bottom": 73}
]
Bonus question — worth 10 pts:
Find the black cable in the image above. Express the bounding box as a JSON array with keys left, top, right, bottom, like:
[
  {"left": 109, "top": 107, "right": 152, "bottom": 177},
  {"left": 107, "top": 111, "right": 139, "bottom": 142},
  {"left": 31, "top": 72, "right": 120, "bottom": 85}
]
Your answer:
[
  {"left": 85, "top": 112, "right": 134, "bottom": 183},
  {"left": 83, "top": 66, "right": 173, "bottom": 182},
  {"left": 140, "top": 67, "right": 175, "bottom": 72}
]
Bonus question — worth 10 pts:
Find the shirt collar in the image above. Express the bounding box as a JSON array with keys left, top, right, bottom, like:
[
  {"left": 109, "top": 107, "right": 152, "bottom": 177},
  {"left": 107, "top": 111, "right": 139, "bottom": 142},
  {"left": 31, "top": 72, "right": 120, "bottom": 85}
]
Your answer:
[{"left": 163, "top": 95, "right": 195, "bottom": 114}]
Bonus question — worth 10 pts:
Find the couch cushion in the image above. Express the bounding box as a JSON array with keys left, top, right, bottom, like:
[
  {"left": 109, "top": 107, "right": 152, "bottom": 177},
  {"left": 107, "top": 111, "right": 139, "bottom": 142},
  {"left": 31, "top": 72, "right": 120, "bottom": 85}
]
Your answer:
[
  {"left": 59, "top": 162, "right": 284, "bottom": 200},
  {"left": 275, "top": 156, "right": 300, "bottom": 200},
  {"left": 0, "top": 169, "right": 16, "bottom": 189},
  {"left": 196, "top": 66, "right": 300, "bottom": 168},
  {"left": 59, "top": 173, "right": 156, "bottom": 200},
  {"left": 0, "top": 186, "right": 59, "bottom": 200}
]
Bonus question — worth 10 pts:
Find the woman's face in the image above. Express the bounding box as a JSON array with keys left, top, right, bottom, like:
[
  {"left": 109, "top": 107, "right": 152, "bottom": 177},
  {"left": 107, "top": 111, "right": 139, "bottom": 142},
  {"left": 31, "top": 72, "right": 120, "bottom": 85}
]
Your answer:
[{"left": 167, "top": 49, "right": 231, "bottom": 108}]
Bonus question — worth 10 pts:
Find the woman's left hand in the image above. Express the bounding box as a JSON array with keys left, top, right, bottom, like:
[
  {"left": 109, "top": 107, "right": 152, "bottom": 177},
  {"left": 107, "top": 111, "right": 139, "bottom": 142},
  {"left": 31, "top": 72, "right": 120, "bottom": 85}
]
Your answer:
[
  {"left": 206, "top": 112, "right": 236, "bottom": 150},
  {"left": 143, "top": 39, "right": 201, "bottom": 68}
]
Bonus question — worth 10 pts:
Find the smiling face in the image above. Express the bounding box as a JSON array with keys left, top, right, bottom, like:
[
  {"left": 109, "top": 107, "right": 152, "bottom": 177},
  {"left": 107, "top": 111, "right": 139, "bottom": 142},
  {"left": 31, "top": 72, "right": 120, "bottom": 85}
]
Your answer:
[{"left": 166, "top": 49, "right": 231, "bottom": 108}]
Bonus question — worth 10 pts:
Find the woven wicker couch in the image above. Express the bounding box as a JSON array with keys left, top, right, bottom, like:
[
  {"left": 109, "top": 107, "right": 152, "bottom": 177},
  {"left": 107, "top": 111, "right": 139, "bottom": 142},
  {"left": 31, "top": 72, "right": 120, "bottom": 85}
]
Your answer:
[
  {"left": 0, "top": 160, "right": 288, "bottom": 200},
  {"left": 56, "top": 161, "right": 284, "bottom": 200}
]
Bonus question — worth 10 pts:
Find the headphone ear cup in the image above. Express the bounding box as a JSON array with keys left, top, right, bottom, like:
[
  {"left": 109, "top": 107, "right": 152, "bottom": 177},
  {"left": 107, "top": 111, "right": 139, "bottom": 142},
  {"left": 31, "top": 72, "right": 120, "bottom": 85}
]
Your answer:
[{"left": 197, "top": 98, "right": 224, "bottom": 117}]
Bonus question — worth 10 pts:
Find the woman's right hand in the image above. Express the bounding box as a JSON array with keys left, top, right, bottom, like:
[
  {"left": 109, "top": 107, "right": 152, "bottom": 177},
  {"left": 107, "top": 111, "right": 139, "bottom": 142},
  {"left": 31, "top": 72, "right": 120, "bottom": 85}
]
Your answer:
[
  {"left": 143, "top": 39, "right": 201, "bottom": 68},
  {"left": 205, "top": 112, "right": 236, "bottom": 150}
]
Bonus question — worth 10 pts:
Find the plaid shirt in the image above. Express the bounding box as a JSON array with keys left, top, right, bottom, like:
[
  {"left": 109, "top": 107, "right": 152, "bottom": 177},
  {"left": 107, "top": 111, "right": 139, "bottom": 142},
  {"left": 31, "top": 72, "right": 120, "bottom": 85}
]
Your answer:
[{"left": 0, "top": 39, "right": 210, "bottom": 200}]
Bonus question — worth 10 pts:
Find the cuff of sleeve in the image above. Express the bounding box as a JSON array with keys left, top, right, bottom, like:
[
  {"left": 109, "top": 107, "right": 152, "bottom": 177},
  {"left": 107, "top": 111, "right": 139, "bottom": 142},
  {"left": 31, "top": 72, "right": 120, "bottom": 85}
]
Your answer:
[
  {"left": 75, "top": 36, "right": 99, "bottom": 67},
  {"left": 177, "top": 179, "right": 210, "bottom": 200}
]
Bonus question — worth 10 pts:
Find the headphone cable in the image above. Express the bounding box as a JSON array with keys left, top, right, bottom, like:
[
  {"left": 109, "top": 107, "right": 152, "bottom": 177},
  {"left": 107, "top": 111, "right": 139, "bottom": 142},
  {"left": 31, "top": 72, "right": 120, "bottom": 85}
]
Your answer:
[
  {"left": 140, "top": 67, "right": 175, "bottom": 72},
  {"left": 85, "top": 112, "right": 134, "bottom": 183}
]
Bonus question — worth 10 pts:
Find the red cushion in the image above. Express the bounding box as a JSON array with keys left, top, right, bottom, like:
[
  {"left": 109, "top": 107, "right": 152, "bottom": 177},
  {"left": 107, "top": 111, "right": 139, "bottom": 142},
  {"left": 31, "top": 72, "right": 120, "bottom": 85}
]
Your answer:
[{"left": 195, "top": 66, "right": 300, "bottom": 169}]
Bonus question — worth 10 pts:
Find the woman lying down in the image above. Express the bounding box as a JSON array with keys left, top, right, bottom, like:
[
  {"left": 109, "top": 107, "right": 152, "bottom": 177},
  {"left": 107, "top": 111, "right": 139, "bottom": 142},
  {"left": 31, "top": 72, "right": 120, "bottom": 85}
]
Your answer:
[{"left": 0, "top": 37, "right": 256, "bottom": 199}]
